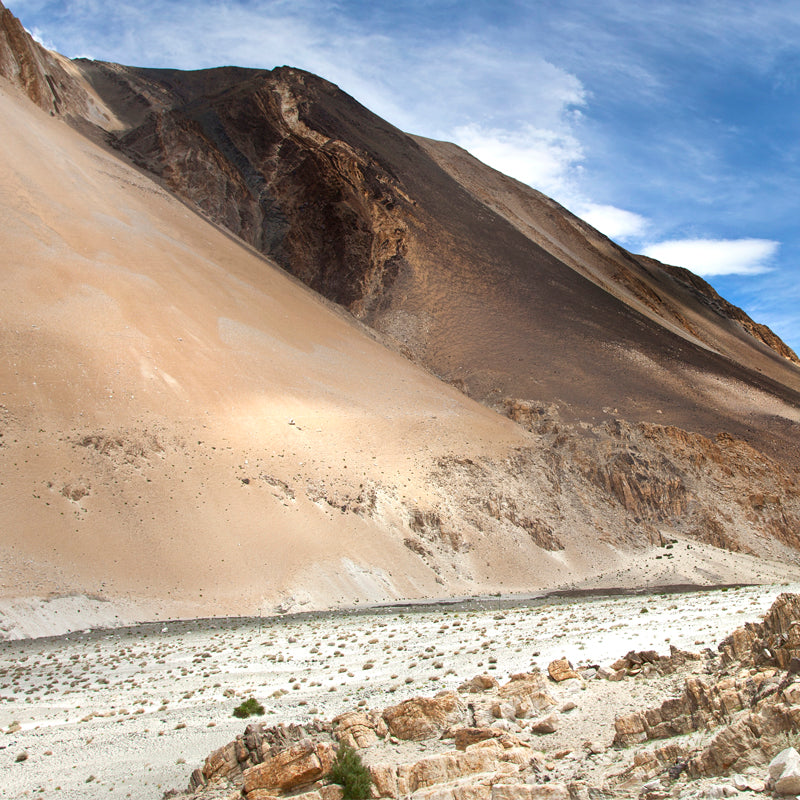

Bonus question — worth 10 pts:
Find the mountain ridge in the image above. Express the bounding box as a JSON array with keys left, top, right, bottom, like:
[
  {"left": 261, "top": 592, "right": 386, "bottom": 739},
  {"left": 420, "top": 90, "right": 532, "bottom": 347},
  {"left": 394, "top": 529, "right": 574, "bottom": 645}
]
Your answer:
[
  {"left": 2, "top": 1, "right": 800, "bottom": 631},
  {"left": 66, "top": 58, "right": 800, "bottom": 441}
]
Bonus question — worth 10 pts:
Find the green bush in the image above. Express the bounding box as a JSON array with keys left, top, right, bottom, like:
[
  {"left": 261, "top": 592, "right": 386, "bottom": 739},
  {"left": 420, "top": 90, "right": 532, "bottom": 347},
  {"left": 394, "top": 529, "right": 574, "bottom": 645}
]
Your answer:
[
  {"left": 329, "top": 743, "right": 372, "bottom": 800},
  {"left": 233, "top": 697, "right": 265, "bottom": 718}
]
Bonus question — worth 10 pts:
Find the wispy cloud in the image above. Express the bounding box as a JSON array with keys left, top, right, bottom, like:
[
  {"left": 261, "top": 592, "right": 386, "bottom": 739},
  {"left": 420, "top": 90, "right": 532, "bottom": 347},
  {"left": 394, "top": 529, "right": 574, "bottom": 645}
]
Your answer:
[
  {"left": 641, "top": 239, "right": 779, "bottom": 277},
  {"left": 451, "top": 123, "right": 584, "bottom": 202},
  {"left": 575, "top": 204, "right": 649, "bottom": 242}
]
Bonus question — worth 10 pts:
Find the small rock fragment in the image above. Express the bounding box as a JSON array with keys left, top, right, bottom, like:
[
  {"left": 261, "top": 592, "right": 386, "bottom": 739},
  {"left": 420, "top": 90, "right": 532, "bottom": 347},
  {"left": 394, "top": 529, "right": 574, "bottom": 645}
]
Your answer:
[
  {"left": 547, "top": 659, "right": 580, "bottom": 682},
  {"left": 530, "top": 713, "right": 559, "bottom": 734}
]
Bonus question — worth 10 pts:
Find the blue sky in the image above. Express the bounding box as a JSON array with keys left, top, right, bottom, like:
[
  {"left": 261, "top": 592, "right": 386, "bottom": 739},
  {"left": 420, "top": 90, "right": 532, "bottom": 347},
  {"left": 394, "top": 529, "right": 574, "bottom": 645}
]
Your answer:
[{"left": 8, "top": 0, "right": 800, "bottom": 354}]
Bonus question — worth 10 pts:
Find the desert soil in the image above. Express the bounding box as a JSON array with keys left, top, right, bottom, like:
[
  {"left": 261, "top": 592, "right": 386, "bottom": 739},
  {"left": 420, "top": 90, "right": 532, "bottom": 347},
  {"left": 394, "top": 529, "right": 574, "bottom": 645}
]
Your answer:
[{"left": 1, "top": 583, "right": 797, "bottom": 800}]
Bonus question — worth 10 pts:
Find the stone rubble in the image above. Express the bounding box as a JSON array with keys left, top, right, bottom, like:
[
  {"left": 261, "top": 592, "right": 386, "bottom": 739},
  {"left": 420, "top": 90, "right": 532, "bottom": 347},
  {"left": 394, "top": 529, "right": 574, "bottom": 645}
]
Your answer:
[{"left": 176, "top": 593, "right": 800, "bottom": 800}]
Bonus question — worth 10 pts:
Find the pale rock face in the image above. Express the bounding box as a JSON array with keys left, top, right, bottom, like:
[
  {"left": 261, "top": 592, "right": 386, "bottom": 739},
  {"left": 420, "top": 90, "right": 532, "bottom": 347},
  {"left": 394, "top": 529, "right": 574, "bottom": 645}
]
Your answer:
[
  {"left": 496, "top": 674, "right": 555, "bottom": 720},
  {"left": 769, "top": 747, "right": 800, "bottom": 794},
  {"left": 382, "top": 692, "right": 469, "bottom": 741},
  {"left": 459, "top": 675, "right": 500, "bottom": 693},
  {"left": 242, "top": 741, "right": 334, "bottom": 794},
  {"left": 491, "top": 702, "right": 517, "bottom": 722},
  {"left": 529, "top": 713, "right": 559, "bottom": 735},
  {"left": 453, "top": 728, "right": 500, "bottom": 750},
  {"left": 547, "top": 659, "right": 579, "bottom": 682},
  {"left": 613, "top": 712, "right": 647, "bottom": 745},
  {"left": 492, "top": 783, "right": 569, "bottom": 800},
  {"left": 332, "top": 711, "right": 388, "bottom": 749}
]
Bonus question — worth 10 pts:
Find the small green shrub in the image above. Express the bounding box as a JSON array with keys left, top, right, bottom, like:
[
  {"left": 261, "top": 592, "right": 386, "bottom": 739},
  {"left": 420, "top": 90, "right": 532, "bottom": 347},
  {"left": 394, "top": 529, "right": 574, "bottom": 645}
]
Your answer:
[
  {"left": 233, "top": 697, "right": 265, "bottom": 718},
  {"left": 329, "top": 743, "right": 372, "bottom": 800}
]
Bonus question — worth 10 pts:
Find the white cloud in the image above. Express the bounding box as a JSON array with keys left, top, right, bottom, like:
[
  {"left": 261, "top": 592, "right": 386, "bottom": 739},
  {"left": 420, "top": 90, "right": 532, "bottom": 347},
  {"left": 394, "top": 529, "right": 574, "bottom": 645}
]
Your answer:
[
  {"left": 451, "top": 124, "right": 584, "bottom": 203},
  {"left": 575, "top": 203, "right": 649, "bottom": 241},
  {"left": 29, "top": 26, "right": 56, "bottom": 51},
  {"left": 447, "top": 128, "right": 652, "bottom": 247},
  {"left": 641, "top": 238, "right": 779, "bottom": 276}
]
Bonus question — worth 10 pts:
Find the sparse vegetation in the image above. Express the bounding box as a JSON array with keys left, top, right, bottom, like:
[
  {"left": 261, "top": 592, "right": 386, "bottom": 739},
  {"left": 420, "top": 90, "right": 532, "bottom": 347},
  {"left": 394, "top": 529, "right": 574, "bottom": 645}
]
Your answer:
[
  {"left": 233, "top": 697, "right": 265, "bottom": 718},
  {"left": 329, "top": 743, "right": 372, "bottom": 800}
]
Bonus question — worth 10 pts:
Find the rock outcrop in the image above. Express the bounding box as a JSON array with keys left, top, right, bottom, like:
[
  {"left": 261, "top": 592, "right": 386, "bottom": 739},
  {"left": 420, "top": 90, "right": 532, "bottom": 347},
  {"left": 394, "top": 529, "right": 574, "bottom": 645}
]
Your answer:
[
  {"left": 178, "top": 595, "right": 800, "bottom": 800},
  {"left": 717, "top": 592, "right": 800, "bottom": 669},
  {"left": 241, "top": 740, "right": 335, "bottom": 796},
  {"left": 382, "top": 692, "right": 469, "bottom": 741},
  {"left": 612, "top": 593, "right": 800, "bottom": 790}
]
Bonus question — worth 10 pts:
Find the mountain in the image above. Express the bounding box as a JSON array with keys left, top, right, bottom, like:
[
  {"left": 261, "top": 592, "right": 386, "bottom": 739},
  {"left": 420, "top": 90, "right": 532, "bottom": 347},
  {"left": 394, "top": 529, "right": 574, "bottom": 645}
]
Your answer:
[{"left": 1, "top": 2, "right": 800, "bottom": 633}]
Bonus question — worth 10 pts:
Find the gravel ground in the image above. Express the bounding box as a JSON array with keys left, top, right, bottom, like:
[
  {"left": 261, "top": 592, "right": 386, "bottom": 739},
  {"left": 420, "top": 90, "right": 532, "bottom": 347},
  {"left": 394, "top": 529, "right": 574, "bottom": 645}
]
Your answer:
[{"left": 1, "top": 583, "right": 796, "bottom": 800}]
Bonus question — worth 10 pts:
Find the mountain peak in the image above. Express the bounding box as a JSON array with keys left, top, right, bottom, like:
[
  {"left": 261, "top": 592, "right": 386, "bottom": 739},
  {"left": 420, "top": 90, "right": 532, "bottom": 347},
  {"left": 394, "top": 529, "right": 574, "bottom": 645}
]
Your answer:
[{"left": 2, "top": 9, "right": 800, "bottom": 623}]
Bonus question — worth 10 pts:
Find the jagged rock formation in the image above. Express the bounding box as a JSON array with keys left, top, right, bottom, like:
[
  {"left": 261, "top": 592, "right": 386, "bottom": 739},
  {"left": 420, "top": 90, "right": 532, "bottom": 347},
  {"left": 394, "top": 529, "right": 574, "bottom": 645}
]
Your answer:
[
  {"left": 612, "top": 593, "right": 800, "bottom": 787},
  {"left": 178, "top": 594, "right": 800, "bottom": 800},
  {"left": 183, "top": 669, "right": 569, "bottom": 800},
  {"left": 69, "top": 60, "right": 414, "bottom": 317}
]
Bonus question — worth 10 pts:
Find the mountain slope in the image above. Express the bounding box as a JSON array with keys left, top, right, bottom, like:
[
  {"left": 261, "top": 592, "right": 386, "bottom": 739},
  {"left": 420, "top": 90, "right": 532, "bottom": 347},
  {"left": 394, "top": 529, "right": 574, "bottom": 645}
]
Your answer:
[
  {"left": 66, "top": 59, "right": 800, "bottom": 463},
  {"left": 2, "top": 3, "right": 800, "bottom": 632},
  {"left": 0, "top": 71, "right": 540, "bottom": 621}
]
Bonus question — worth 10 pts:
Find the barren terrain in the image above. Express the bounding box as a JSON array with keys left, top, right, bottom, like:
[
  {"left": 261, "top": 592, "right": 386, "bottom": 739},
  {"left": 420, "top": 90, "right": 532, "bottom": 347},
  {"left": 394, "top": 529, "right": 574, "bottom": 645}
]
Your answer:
[
  {"left": 2, "top": 3, "right": 800, "bottom": 621},
  {"left": 2, "top": 584, "right": 794, "bottom": 800}
]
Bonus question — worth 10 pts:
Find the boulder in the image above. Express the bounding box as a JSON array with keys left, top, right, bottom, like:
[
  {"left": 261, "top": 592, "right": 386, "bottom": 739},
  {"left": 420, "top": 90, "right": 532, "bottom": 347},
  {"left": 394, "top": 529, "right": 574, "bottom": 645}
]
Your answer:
[
  {"left": 769, "top": 747, "right": 800, "bottom": 794},
  {"left": 202, "top": 741, "right": 241, "bottom": 783},
  {"left": 242, "top": 740, "right": 334, "bottom": 795},
  {"left": 473, "top": 701, "right": 499, "bottom": 728},
  {"left": 383, "top": 692, "right": 468, "bottom": 740},
  {"left": 547, "top": 659, "right": 579, "bottom": 682},
  {"left": 613, "top": 713, "right": 647, "bottom": 746},
  {"left": 595, "top": 666, "right": 615, "bottom": 680},
  {"left": 500, "top": 746, "right": 539, "bottom": 768},
  {"left": 497, "top": 674, "right": 555, "bottom": 719},
  {"left": 454, "top": 728, "right": 499, "bottom": 750},
  {"left": 732, "top": 774, "right": 765, "bottom": 793},
  {"left": 776, "top": 769, "right": 800, "bottom": 795},
  {"left": 412, "top": 779, "right": 493, "bottom": 800},
  {"left": 459, "top": 674, "right": 500, "bottom": 693},
  {"left": 499, "top": 673, "right": 546, "bottom": 692},
  {"left": 491, "top": 702, "right": 517, "bottom": 722},
  {"left": 369, "top": 763, "right": 400, "bottom": 798},
  {"left": 332, "top": 711, "right": 387, "bottom": 749},
  {"left": 386, "top": 745, "right": 503, "bottom": 795}
]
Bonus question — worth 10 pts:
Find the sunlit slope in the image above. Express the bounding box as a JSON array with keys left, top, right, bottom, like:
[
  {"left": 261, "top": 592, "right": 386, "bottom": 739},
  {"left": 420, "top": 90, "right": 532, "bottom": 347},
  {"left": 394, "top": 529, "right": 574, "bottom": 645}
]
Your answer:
[{"left": 0, "top": 76, "right": 546, "bottom": 619}]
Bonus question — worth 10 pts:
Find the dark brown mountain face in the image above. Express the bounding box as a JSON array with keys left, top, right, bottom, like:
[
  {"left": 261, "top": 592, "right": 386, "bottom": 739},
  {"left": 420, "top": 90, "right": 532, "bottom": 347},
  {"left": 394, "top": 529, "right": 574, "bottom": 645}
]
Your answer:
[
  {"left": 72, "top": 59, "right": 800, "bottom": 457},
  {"left": 2, "top": 0, "right": 800, "bottom": 585},
  {"left": 73, "top": 61, "right": 413, "bottom": 315}
]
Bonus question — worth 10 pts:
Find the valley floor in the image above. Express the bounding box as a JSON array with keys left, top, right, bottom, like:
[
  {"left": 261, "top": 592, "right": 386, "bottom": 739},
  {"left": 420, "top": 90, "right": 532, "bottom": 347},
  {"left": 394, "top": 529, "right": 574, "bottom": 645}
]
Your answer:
[{"left": 1, "top": 583, "right": 797, "bottom": 800}]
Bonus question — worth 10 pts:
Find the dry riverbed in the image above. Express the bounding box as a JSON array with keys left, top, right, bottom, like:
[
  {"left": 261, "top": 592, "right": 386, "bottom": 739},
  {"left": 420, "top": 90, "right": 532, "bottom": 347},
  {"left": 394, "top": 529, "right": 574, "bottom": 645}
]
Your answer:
[{"left": 1, "top": 584, "right": 797, "bottom": 800}]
